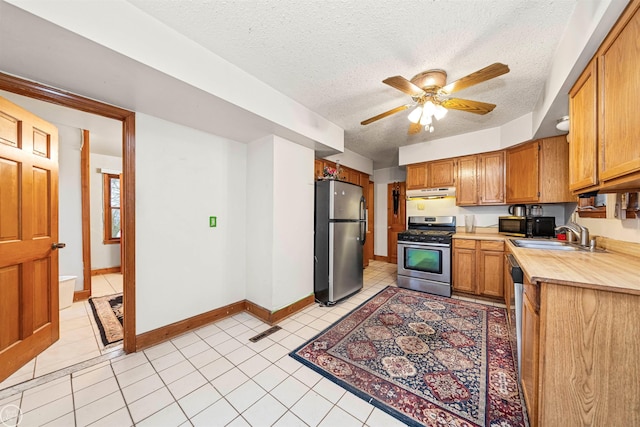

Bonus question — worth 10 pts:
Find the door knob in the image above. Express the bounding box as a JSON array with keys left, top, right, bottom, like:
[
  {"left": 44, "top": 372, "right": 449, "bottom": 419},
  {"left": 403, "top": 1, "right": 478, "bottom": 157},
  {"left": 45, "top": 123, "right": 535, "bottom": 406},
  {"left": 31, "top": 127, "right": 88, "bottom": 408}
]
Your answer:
[{"left": 51, "top": 242, "right": 66, "bottom": 250}]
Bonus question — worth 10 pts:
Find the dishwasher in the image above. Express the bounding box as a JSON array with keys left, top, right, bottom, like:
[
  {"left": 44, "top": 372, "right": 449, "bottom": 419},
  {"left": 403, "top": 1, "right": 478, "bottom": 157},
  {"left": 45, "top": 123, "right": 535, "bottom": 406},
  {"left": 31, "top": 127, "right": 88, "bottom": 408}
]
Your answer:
[{"left": 507, "top": 254, "right": 523, "bottom": 379}]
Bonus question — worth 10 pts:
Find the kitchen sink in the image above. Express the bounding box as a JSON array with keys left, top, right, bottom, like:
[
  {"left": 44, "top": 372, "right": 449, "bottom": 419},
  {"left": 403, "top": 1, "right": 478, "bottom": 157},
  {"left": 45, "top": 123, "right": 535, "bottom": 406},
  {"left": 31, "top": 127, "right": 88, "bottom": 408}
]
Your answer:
[{"left": 510, "top": 239, "right": 605, "bottom": 252}]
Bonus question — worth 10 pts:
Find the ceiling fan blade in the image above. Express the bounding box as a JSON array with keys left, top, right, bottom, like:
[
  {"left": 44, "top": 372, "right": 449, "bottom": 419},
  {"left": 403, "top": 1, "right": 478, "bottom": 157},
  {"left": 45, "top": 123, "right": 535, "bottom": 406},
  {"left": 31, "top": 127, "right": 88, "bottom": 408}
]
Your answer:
[
  {"left": 439, "top": 63, "right": 509, "bottom": 95},
  {"left": 361, "top": 104, "right": 410, "bottom": 125},
  {"left": 441, "top": 98, "right": 497, "bottom": 115},
  {"left": 383, "top": 76, "right": 425, "bottom": 97},
  {"left": 408, "top": 122, "right": 423, "bottom": 135}
]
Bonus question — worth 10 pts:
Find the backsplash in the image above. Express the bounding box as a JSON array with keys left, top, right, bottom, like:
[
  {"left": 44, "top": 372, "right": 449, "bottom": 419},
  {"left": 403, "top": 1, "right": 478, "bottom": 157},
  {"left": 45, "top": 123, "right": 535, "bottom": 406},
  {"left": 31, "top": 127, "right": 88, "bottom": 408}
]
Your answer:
[{"left": 406, "top": 197, "right": 571, "bottom": 229}]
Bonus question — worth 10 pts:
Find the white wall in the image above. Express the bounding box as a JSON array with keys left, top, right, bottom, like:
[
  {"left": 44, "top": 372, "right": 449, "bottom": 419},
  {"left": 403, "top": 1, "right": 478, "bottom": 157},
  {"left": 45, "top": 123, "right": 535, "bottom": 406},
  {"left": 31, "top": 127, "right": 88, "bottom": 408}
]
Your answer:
[
  {"left": 272, "top": 136, "right": 314, "bottom": 310},
  {"left": 58, "top": 125, "right": 84, "bottom": 290},
  {"left": 246, "top": 135, "right": 314, "bottom": 311},
  {"left": 136, "top": 113, "right": 247, "bottom": 334},
  {"left": 373, "top": 167, "right": 406, "bottom": 257},
  {"left": 90, "top": 153, "right": 122, "bottom": 270},
  {"left": 399, "top": 113, "right": 534, "bottom": 166},
  {"left": 246, "top": 136, "right": 274, "bottom": 309}
]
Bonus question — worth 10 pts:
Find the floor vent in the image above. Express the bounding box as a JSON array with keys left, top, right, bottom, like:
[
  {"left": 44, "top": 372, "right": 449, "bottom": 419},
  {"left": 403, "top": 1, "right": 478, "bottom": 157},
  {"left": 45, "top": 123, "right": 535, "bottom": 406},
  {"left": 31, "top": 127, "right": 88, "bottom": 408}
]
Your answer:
[{"left": 249, "top": 326, "right": 282, "bottom": 343}]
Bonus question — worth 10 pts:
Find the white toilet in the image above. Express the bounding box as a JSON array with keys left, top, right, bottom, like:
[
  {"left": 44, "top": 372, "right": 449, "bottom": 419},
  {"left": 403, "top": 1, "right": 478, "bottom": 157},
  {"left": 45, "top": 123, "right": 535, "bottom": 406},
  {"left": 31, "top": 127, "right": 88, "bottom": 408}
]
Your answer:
[{"left": 59, "top": 276, "right": 76, "bottom": 310}]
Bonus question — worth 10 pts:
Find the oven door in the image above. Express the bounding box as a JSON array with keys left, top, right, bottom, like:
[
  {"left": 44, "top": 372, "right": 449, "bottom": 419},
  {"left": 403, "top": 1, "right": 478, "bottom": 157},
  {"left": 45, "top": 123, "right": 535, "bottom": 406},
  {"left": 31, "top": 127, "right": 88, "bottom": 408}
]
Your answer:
[{"left": 397, "top": 241, "right": 451, "bottom": 284}]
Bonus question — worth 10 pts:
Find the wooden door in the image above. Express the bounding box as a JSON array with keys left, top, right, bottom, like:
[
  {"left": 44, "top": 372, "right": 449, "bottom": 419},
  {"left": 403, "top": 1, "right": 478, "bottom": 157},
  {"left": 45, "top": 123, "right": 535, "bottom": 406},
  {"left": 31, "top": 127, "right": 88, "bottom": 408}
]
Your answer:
[
  {"left": 0, "top": 96, "right": 59, "bottom": 382},
  {"left": 479, "top": 151, "right": 505, "bottom": 205},
  {"left": 387, "top": 182, "right": 405, "bottom": 264},
  {"left": 506, "top": 142, "right": 539, "bottom": 203},
  {"left": 456, "top": 155, "right": 478, "bottom": 206}
]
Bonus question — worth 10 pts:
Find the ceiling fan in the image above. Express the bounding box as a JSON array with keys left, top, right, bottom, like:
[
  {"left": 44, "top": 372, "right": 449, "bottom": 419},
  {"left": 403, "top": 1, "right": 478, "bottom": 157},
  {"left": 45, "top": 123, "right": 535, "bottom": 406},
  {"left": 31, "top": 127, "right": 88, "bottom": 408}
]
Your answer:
[{"left": 361, "top": 63, "right": 509, "bottom": 134}]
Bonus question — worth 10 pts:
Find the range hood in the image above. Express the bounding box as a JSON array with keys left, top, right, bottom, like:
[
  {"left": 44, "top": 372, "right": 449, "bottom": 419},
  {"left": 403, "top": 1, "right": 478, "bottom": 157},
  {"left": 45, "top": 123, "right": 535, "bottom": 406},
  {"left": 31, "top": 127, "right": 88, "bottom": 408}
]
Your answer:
[{"left": 406, "top": 187, "right": 456, "bottom": 199}]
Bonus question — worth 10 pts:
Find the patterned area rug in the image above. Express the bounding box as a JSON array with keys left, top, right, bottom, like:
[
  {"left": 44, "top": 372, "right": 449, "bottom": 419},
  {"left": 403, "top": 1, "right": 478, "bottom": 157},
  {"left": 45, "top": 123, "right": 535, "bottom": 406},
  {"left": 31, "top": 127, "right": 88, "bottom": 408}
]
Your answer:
[
  {"left": 88, "top": 293, "right": 123, "bottom": 347},
  {"left": 290, "top": 287, "right": 527, "bottom": 426}
]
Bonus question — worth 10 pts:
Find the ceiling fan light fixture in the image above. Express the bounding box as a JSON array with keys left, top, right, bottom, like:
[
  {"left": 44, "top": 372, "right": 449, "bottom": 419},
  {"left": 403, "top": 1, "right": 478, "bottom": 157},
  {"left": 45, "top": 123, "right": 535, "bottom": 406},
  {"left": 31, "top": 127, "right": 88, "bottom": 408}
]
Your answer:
[
  {"left": 408, "top": 106, "right": 423, "bottom": 123},
  {"left": 420, "top": 113, "right": 432, "bottom": 126},
  {"left": 434, "top": 105, "right": 448, "bottom": 120},
  {"left": 423, "top": 101, "right": 436, "bottom": 117}
]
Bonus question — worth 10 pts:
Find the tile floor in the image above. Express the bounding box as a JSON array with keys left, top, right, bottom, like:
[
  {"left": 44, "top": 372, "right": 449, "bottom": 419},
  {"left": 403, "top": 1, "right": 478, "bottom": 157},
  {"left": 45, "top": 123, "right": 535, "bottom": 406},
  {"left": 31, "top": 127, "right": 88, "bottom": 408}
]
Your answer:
[
  {"left": 0, "top": 274, "right": 124, "bottom": 388},
  {"left": 0, "top": 262, "right": 505, "bottom": 426}
]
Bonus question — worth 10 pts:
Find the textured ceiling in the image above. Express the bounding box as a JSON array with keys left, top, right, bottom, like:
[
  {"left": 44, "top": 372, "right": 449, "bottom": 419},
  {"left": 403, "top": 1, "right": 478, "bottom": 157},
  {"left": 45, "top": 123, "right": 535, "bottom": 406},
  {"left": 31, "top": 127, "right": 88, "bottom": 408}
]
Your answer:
[{"left": 126, "top": 0, "right": 577, "bottom": 168}]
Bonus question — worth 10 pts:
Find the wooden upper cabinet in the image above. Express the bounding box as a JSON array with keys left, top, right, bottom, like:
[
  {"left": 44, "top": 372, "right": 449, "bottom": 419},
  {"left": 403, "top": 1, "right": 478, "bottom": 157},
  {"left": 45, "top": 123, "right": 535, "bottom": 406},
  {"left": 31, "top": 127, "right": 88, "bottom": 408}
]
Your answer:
[
  {"left": 478, "top": 151, "right": 505, "bottom": 205},
  {"left": 539, "top": 136, "right": 575, "bottom": 203},
  {"left": 314, "top": 159, "right": 324, "bottom": 180},
  {"left": 456, "top": 156, "right": 478, "bottom": 205},
  {"left": 507, "top": 138, "right": 573, "bottom": 204},
  {"left": 347, "top": 168, "right": 360, "bottom": 185},
  {"left": 428, "top": 159, "right": 455, "bottom": 187},
  {"left": 506, "top": 141, "right": 540, "bottom": 203},
  {"left": 569, "top": 58, "right": 598, "bottom": 193},
  {"left": 406, "top": 163, "right": 428, "bottom": 190},
  {"left": 598, "top": 1, "right": 640, "bottom": 188}
]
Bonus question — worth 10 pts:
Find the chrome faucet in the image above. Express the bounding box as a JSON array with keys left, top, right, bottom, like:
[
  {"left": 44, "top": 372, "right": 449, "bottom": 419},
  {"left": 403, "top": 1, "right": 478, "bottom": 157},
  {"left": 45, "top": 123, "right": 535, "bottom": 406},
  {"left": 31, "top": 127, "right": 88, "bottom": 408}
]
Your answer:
[{"left": 555, "top": 221, "right": 590, "bottom": 247}]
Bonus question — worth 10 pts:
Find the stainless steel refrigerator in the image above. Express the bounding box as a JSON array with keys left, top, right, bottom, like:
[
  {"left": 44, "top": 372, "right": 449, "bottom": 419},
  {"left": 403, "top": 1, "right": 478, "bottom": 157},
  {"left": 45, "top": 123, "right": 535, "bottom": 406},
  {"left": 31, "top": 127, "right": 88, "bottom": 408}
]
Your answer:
[{"left": 314, "top": 180, "right": 365, "bottom": 305}]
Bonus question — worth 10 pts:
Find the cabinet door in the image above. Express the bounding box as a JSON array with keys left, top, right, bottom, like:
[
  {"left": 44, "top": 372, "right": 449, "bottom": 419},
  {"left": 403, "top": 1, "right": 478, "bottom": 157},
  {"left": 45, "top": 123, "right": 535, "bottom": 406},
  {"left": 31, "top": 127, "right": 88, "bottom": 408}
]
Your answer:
[
  {"left": 347, "top": 168, "right": 360, "bottom": 185},
  {"left": 406, "top": 163, "right": 428, "bottom": 190},
  {"left": 506, "top": 142, "right": 539, "bottom": 203},
  {"left": 539, "top": 136, "right": 575, "bottom": 203},
  {"left": 598, "top": 3, "right": 640, "bottom": 185},
  {"left": 314, "top": 159, "right": 324, "bottom": 180},
  {"left": 521, "top": 289, "right": 540, "bottom": 427},
  {"left": 569, "top": 58, "right": 599, "bottom": 193},
  {"left": 503, "top": 252, "right": 513, "bottom": 327},
  {"left": 452, "top": 240, "right": 477, "bottom": 294},
  {"left": 456, "top": 156, "right": 478, "bottom": 206},
  {"left": 428, "top": 159, "right": 455, "bottom": 187},
  {"left": 478, "top": 249, "right": 504, "bottom": 298},
  {"left": 479, "top": 151, "right": 505, "bottom": 205}
]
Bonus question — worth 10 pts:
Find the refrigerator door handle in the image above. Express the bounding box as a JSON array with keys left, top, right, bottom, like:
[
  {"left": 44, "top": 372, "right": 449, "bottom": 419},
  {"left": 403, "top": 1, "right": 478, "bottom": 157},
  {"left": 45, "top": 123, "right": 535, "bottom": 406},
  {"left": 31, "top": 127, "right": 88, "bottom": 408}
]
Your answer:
[{"left": 359, "top": 196, "right": 366, "bottom": 245}]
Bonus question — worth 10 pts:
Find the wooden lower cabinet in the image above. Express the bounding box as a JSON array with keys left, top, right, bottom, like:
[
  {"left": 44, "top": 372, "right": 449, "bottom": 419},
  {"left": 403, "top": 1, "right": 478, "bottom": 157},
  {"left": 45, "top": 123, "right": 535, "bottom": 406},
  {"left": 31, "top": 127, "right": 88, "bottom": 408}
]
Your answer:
[
  {"left": 452, "top": 239, "right": 477, "bottom": 293},
  {"left": 521, "top": 277, "right": 540, "bottom": 426},
  {"left": 520, "top": 279, "right": 640, "bottom": 426},
  {"left": 452, "top": 238, "right": 504, "bottom": 299}
]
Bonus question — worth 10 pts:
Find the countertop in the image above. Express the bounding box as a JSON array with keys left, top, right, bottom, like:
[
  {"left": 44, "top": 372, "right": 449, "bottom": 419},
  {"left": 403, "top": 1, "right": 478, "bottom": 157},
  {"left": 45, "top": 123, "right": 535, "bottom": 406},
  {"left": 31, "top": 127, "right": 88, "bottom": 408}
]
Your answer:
[
  {"left": 506, "top": 240, "right": 640, "bottom": 296},
  {"left": 451, "top": 229, "right": 640, "bottom": 295}
]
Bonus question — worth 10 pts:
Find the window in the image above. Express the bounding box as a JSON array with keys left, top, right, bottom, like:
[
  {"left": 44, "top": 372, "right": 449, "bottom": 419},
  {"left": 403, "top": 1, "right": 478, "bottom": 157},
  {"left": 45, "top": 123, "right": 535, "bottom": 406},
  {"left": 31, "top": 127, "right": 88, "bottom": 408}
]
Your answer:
[{"left": 103, "top": 173, "right": 121, "bottom": 244}]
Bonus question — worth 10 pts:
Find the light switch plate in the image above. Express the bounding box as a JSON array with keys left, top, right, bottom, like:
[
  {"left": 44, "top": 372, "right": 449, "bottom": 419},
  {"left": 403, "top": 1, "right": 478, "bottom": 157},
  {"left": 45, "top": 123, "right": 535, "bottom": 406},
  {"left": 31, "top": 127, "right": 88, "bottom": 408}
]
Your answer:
[{"left": 209, "top": 216, "right": 217, "bottom": 227}]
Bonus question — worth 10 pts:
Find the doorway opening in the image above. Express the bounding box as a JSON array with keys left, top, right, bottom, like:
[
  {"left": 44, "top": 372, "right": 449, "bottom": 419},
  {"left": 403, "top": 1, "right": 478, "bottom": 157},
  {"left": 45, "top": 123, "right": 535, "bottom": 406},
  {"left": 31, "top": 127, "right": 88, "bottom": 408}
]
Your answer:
[{"left": 0, "top": 73, "right": 136, "bottom": 385}]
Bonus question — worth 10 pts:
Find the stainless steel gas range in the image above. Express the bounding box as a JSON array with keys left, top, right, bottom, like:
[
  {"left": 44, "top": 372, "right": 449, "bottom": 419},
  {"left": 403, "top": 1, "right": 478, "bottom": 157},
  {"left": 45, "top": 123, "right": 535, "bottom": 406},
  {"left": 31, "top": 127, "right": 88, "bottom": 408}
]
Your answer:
[{"left": 397, "top": 215, "right": 456, "bottom": 297}]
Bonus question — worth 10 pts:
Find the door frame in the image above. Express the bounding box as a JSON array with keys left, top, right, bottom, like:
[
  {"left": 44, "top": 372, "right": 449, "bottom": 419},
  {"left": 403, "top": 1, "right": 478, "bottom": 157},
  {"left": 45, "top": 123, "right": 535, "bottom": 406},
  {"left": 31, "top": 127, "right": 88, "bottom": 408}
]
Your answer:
[{"left": 0, "top": 72, "right": 137, "bottom": 352}]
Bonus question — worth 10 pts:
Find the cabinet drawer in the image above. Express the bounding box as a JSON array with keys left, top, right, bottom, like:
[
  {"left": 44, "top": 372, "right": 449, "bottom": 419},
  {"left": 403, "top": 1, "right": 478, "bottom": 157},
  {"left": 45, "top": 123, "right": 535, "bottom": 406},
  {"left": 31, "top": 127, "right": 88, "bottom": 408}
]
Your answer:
[
  {"left": 523, "top": 280, "right": 540, "bottom": 311},
  {"left": 454, "top": 239, "right": 477, "bottom": 249},
  {"left": 480, "top": 240, "right": 504, "bottom": 251}
]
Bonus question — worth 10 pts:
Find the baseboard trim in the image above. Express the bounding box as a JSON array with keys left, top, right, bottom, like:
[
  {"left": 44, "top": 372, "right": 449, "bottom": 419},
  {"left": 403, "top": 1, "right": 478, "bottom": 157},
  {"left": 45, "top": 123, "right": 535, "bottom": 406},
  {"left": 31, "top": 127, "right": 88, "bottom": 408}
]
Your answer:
[
  {"left": 270, "top": 294, "right": 316, "bottom": 324},
  {"left": 73, "top": 290, "right": 91, "bottom": 302},
  {"left": 135, "top": 295, "right": 316, "bottom": 350},
  {"left": 246, "top": 294, "right": 316, "bottom": 324},
  {"left": 374, "top": 255, "right": 390, "bottom": 262},
  {"left": 135, "top": 300, "right": 246, "bottom": 351},
  {"left": 91, "top": 267, "right": 121, "bottom": 276}
]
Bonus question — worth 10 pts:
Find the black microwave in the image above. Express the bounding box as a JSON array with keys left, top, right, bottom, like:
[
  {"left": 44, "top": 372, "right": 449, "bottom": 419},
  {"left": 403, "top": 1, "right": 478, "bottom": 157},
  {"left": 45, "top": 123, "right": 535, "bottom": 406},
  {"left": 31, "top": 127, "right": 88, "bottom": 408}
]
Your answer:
[{"left": 499, "top": 216, "right": 556, "bottom": 237}]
